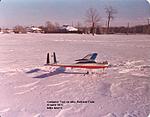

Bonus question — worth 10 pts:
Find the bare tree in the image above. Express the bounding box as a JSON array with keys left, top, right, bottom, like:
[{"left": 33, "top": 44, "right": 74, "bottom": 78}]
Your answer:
[
  {"left": 105, "top": 6, "right": 117, "bottom": 34},
  {"left": 13, "top": 25, "right": 27, "bottom": 34},
  {"left": 75, "top": 21, "right": 82, "bottom": 32},
  {"left": 55, "top": 22, "right": 60, "bottom": 28},
  {"left": 45, "top": 21, "right": 56, "bottom": 33},
  {"left": 76, "top": 22, "right": 81, "bottom": 29},
  {"left": 85, "top": 8, "right": 100, "bottom": 36}
]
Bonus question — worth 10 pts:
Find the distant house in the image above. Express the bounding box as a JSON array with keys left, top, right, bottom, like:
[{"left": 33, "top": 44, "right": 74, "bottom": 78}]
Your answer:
[
  {"left": 60, "top": 25, "right": 78, "bottom": 32},
  {"left": 1, "top": 28, "right": 13, "bottom": 34},
  {"left": 31, "top": 27, "right": 42, "bottom": 33},
  {"left": 26, "top": 26, "right": 43, "bottom": 33}
]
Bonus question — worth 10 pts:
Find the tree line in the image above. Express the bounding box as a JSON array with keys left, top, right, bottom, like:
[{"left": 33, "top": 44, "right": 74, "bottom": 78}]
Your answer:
[
  {"left": 1, "top": 6, "right": 150, "bottom": 35},
  {"left": 9, "top": 24, "right": 150, "bottom": 35}
]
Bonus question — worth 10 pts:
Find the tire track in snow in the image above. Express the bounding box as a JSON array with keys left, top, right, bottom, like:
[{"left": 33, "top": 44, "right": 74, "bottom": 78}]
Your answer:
[
  {"left": 56, "top": 106, "right": 73, "bottom": 117},
  {"left": 14, "top": 80, "right": 40, "bottom": 89},
  {"left": 55, "top": 105, "right": 87, "bottom": 117},
  {"left": 14, "top": 86, "right": 38, "bottom": 95},
  {"left": 33, "top": 113, "right": 42, "bottom": 117},
  {"left": 47, "top": 80, "right": 69, "bottom": 87},
  {"left": 0, "top": 108, "right": 10, "bottom": 113}
]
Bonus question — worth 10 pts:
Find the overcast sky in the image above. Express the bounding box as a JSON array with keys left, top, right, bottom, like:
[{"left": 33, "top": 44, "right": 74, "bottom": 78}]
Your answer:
[{"left": 0, "top": 0, "right": 150, "bottom": 28}]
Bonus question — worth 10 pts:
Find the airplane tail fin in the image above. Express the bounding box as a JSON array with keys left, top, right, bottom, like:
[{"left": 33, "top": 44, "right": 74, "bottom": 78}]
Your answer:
[
  {"left": 46, "top": 53, "right": 50, "bottom": 64},
  {"left": 53, "top": 52, "right": 57, "bottom": 64},
  {"left": 75, "top": 53, "right": 97, "bottom": 61},
  {"left": 46, "top": 52, "right": 57, "bottom": 64}
]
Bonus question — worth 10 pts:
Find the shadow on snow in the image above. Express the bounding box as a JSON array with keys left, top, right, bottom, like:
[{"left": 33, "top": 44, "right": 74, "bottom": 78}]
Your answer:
[
  {"left": 26, "top": 67, "right": 86, "bottom": 78},
  {"left": 26, "top": 68, "right": 41, "bottom": 73}
]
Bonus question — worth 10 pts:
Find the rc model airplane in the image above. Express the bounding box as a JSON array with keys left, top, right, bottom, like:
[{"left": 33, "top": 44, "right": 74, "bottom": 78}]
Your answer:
[{"left": 45, "top": 52, "right": 109, "bottom": 70}]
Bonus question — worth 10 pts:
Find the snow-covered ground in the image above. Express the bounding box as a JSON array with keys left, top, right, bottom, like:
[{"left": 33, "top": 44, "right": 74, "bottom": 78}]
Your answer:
[{"left": 0, "top": 34, "right": 150, "bottom": 117}]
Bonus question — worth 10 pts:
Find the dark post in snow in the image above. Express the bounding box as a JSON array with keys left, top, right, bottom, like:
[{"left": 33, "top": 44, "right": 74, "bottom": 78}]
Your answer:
[
  {"left": 148, "top": 18, "right": 150, "bottom": 25},
  {"left": 53, "top": 52, "right": 57, "bottom": 64},
  {"left": 127, "top": 22, "right": 130, "bottom": 35},
  {"left": 147, "top": 18, "right": 150, "bottom": 34}
]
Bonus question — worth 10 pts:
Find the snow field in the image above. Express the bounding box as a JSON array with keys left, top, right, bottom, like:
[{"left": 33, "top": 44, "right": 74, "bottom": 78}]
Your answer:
[{"left": 0, "top": 34, "right": 150, "bottom": 117}]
